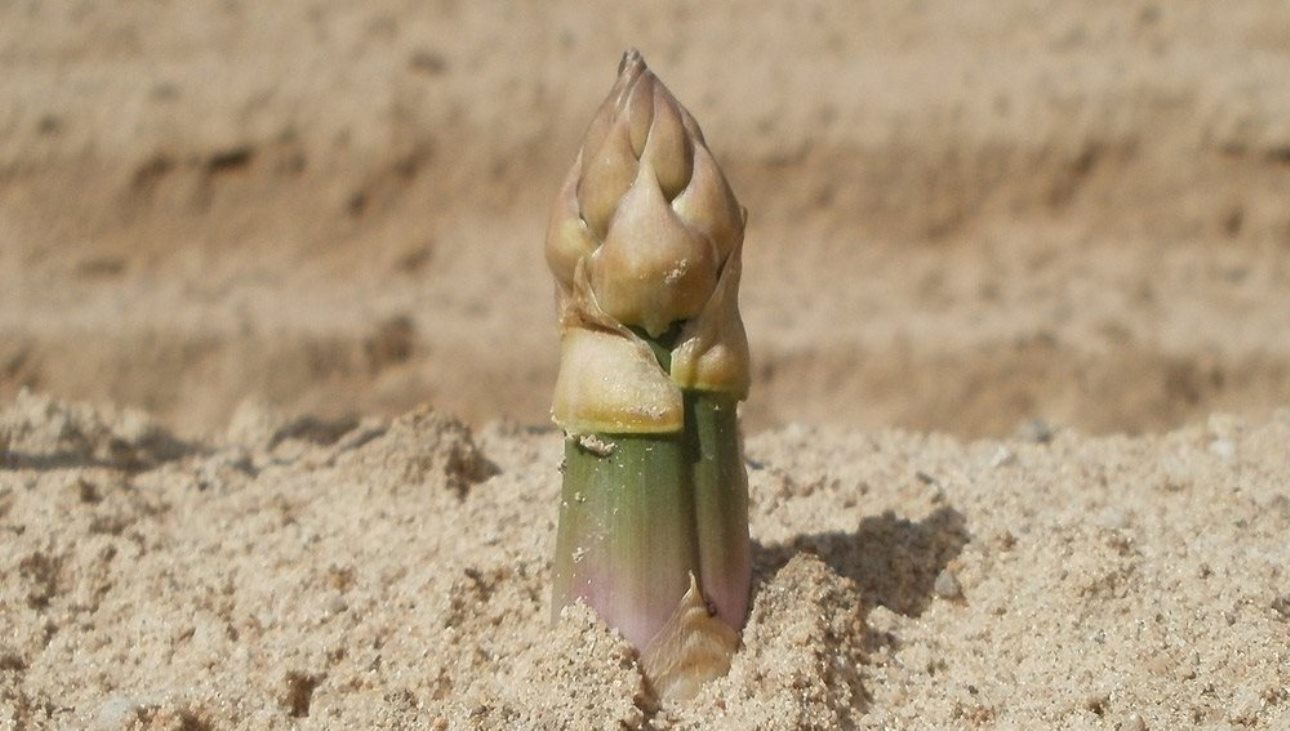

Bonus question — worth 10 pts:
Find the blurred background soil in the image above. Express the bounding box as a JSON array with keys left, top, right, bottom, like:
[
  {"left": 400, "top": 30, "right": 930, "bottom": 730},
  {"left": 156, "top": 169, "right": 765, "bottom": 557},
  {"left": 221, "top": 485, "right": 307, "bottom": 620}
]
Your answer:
[{"left": 2, "top": 0, "right": 1289, "bottom": 439}]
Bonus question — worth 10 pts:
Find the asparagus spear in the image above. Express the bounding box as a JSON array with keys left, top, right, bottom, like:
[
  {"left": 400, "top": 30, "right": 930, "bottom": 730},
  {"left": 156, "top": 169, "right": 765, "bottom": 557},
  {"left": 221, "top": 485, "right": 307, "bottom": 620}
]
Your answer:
[{"left": 547, "top": 49, "right": 751, "bottom": 701}]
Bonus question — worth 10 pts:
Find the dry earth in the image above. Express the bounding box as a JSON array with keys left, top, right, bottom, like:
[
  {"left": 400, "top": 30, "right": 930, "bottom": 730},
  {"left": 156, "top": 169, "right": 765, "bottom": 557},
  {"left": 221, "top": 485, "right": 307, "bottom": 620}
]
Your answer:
[
  {"left": 1, "top": 1, "right": 1289, "bottom": 729},
  {"left": 3, "top": 0, "right": 1290, "bottom": 438},
  {"left": 0, "top": 392, "right": 1287, "bottom": 729}
]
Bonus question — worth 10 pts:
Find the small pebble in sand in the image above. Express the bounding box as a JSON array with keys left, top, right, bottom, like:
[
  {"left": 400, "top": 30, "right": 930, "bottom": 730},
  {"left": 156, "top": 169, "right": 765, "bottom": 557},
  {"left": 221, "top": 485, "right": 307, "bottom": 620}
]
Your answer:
[
  {"left": 1097, "top": 507, "right": 1131, "bottom": 530},
  {"left": 1208, "top": 439, "right": 1235, "bottom": 461},
  {"left": 1271, "top": 594, "right": 1290, "bottom": 620},
  {"left": 989, "top": 446, "right": 1016, "bottom": 468},
  {"left": 1084, "top": 692, "right": 1109, "bottom": 715},
  {"left": 1015, "top": 418, "right": 1054, "bottom": 444},
  {"left": 1121, "top": 712, "right": 1148, "bottom": 731},
  {"left": 934, "top": 569, "right": 963, "bottom": 600},
  {"left": 94, "top": 696, "right": 141, "bottom": 730}
]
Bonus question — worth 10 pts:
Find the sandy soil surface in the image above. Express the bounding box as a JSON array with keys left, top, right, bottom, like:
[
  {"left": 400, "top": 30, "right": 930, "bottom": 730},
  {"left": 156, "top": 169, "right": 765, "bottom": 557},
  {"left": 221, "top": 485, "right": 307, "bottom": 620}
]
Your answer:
[
  {"left": 2, "top": 1, "right": 1289, "bottom": 729},
  {"left": 1, "top": 393, "right": 1286, "bottom": 729}
]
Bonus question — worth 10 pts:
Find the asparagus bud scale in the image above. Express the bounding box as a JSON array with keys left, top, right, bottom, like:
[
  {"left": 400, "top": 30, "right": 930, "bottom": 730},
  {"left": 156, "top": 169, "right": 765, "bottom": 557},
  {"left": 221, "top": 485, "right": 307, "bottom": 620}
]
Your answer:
[{"left": 547, "top": 49, "right": 751, "bottom": 702}]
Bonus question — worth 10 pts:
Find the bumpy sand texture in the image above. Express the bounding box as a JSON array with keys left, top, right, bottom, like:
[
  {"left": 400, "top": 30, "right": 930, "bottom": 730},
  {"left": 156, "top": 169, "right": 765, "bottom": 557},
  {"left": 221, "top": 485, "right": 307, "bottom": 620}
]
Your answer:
[
  {"left": 3, "top": 1, "right": 1290, "bottom": 729},
  {"left": 1, "top": 392, "right": 1286, "bottom": 729}
]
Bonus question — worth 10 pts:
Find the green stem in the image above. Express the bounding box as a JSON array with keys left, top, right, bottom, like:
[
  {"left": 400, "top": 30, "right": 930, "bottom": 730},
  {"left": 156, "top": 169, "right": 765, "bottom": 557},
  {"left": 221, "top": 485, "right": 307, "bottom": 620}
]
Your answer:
[
  {"left": 685, "top": 391, "right": 751, "bottom": 629},
  {"left": 553, "top": 431, "right": 699, "bottom": 648},
  {"left": 551, "top": 329, "right": 751, "bottom": 654}
]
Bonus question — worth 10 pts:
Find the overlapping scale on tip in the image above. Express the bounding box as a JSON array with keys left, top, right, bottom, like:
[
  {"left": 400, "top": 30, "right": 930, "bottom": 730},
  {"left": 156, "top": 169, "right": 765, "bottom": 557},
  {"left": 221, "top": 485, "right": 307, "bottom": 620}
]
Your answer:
[
  {"left": 671, "top": 239, "right": 750, "bottom": 397},
  {"left": 624, "top": 70, "right": 655, "bottom": 157},
  {"left": 672, "top": 143, "right": 745, "bottom": 263},
  {"left": 579, "top": 52, "right": 644, "bottom": 178},
  {"left": 578, "top": 119, "right": 638, "bottom": 240},
  {"left": 642, "top": 84, "right": 693, "bottom": 201},
  {"left": 545, "top": 158, "right": 598, "bottom": 291},
  {"left": 678, "top": 105, "right": 706, "bottom": 146},
  {"left": 590, "top": 166, "right": 717, "bottom": 338},
  {"left": 550, "top": 260, "right": 685, "bottom": 433},
  {"left": 547, "top": 50, "right": 751, "bottom": 432},
  {"left": 551, "top": 327, "right": 683, "bottom": 434}
]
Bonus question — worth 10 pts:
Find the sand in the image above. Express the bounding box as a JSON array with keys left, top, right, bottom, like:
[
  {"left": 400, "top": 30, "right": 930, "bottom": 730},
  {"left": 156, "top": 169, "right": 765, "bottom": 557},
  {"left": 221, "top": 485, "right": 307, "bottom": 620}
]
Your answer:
[
  {"left": 2, "top": 1, "right": 1289, "bottom": 729},
  {"left": 1, "top": 393, "right": 1287, "bottom": 729}
]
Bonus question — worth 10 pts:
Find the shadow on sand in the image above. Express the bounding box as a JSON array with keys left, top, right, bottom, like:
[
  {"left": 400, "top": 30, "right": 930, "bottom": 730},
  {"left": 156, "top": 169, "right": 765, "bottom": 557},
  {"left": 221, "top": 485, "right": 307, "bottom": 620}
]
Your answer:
[{"left": 755, "top": 505, "right": 971, "bottom": 618}]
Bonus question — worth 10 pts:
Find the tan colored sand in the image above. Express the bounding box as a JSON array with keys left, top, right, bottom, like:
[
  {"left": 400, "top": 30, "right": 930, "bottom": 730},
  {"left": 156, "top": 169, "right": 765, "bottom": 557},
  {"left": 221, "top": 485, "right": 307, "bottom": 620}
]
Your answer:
[
  {"left": 3, "top": 1, "right": 1290, "bottom": 439},
  {"left": 1, "top": 392, "right": 1286, "bottom": 729},
  {"left": 2, "top": 2, "right": 1290, "bottom": 729}
]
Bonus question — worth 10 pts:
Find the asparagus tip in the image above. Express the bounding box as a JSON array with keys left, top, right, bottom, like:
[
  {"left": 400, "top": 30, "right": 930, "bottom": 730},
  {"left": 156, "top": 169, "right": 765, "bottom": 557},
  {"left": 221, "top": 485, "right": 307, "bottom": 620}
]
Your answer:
[{"left": 619, "top": 47, "right": 645, "bottom": 75}]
